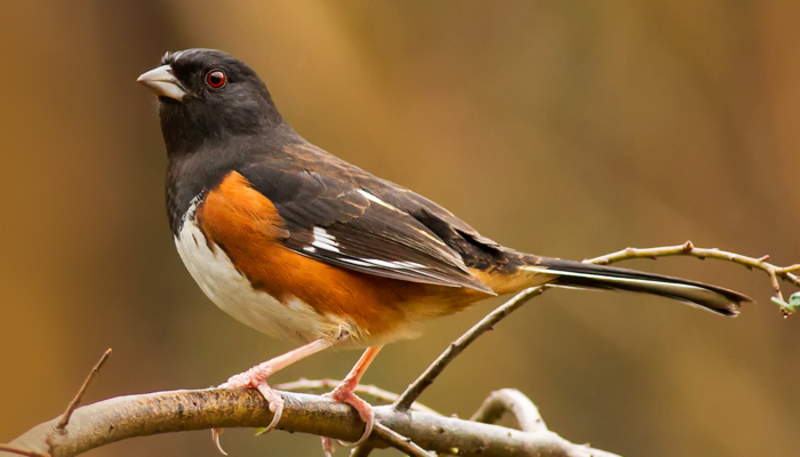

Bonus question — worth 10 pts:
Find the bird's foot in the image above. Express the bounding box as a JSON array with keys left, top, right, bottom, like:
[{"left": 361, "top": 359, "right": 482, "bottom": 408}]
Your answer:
[
  {"left": 320, "top": 379, "right": 375, "bottom": 456},
  {"left": 223, "top": 368, "right": 286, "bottom": 433},
  {"left": 210, "top": 365, "right": 286, "bottom": 454}
]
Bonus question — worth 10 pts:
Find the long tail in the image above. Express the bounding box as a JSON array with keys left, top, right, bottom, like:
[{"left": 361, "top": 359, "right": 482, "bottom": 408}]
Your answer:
[{"left": 524, "top": 257, "right": 750, "bottom": 316}]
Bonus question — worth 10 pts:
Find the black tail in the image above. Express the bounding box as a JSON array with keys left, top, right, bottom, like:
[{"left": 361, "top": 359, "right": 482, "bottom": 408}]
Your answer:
[{"left": 534, "top": 258, "right": 750, "bottom": 316}]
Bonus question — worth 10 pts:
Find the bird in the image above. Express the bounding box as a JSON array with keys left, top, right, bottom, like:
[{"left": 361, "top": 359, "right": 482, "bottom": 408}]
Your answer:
[{"left": 137, "top": 48, "right": 750, "bottom": 454}]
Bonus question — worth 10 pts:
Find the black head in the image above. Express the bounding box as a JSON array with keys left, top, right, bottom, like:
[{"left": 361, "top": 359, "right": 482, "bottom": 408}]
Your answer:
[{"left": 138, "top": 49, "right": 283, "bottom": 154}]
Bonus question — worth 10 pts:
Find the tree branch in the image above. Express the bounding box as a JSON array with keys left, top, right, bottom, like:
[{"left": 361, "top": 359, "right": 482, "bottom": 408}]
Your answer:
[
  {"left": 586, "top": 240, "right": 800, "bottom": 314},
  {"left": 372, "top": 423, "right": 432, "bottom": 457},
  {"left": 470, "top": 388, "right": 546, "bottom": 433},
  {"left": 2, "top": 388, "right": 618, "bottom": 457},
  {"left": 275, "top": 378, "right": 437, "bottom": 414}
]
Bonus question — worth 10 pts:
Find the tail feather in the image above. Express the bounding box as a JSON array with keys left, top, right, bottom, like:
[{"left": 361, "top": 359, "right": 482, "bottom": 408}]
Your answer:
[{"left": 530, "top": 258, "right": 750, "bottom": 316}]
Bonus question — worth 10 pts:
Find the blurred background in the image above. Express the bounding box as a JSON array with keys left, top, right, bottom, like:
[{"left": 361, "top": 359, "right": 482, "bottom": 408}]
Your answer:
[{"left": 1, "top": 1, "right": 799, "bottom": 456}]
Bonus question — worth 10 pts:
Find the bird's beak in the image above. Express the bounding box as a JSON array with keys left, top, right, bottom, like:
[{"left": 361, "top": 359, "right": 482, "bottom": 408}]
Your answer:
[{"left": 137, "top": 65, "right": 187, "bottom": 102}]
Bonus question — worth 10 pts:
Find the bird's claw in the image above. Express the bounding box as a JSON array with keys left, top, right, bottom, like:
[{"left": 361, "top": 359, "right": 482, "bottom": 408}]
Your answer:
[
  {"left": 255, "top": 383, "right": 284, "bottom": 435},
  {"left": 318, "top": 387, "right": 375, "bottom": 454},
  {"left": 211, "top": 375, "right": 285, "bottom": 453},
  {"left": 211, "top": 428, "right": 228, "bottom": 455},
  {"left": 321, "top": 436, "right": 335, "bottom": 457}
]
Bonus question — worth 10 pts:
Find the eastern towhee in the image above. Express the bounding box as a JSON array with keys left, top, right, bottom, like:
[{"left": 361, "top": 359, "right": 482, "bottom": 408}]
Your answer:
[{"left": 138, "top": 49, "right": 749, "bottom": 454}]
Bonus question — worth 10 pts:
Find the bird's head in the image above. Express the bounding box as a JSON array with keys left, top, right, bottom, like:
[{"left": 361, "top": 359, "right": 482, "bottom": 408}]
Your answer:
[{"left": 138, "top": 49, "right": 282, "bottom": 154}]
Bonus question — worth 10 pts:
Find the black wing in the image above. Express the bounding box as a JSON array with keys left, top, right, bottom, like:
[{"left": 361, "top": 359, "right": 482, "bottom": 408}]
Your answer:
[{"left": 239, "top": 160, "right": 495, "bottom": 293}]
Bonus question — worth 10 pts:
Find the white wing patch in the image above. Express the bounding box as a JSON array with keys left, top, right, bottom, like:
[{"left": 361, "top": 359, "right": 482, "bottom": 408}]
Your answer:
[
  {"left": 365, "top": 259, "right": 428, "bottom": 269},
  {"left": 339, "top": 258, "right": 373, "bottom": 267},
  {"left": 337, "top": 257, "right": 428, "bottom": 270},
  {"left": 357, "top": 189, "right": 402, "bottom": 212},
  {"left": 312, "top": 226, "right": 340, "bottom": 253}
]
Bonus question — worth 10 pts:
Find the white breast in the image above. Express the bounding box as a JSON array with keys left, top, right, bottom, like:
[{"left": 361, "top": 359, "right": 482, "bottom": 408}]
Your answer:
[{"left": 173, "top": 208, "right": 338, "bottom": 343}]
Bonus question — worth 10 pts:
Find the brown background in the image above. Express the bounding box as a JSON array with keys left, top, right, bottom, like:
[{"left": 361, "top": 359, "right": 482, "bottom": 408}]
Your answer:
[{"left": 1, "top": 1, "right": 799, "bottom": 456}]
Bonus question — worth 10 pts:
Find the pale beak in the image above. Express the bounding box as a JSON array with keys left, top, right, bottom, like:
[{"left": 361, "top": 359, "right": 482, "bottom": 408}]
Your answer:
[{"left": 137, "top": 65, "right": 187, "bottom": 101}]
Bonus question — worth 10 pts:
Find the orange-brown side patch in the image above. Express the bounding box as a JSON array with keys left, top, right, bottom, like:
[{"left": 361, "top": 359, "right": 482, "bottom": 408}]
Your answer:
[{"left": 196, "top": 171, "right": 423, "bottom": 340}]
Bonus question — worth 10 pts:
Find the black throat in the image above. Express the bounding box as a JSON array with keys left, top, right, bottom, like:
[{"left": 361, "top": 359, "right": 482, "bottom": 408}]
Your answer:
[{"left": 164, "top": 120, "right": 300, "bottom": 236}]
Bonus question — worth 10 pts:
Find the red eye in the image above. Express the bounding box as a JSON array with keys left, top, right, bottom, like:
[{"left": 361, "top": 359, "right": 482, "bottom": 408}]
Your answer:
[{"left": 206, "top": 70, "right": 226, "bottom": 88}]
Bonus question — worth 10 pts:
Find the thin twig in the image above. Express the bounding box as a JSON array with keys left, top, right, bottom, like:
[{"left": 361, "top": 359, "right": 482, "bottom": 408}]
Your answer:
[
  {"left": 0, "top": 445, "right": 47, "bottom": 457},
  {"left": 56, "top": 349, "right": 112, "bottom": 430},
  {"left": 372, "top": 423, "right": 433, "bottom": 457},
  {"left": 586, "top": 240, "right": 800, "bottom": 313},
  {"left": 276, "top": 378, "right": 438, "bottom": 414},
  {"left": 394, "top": 287, "right": 546, "bottom": 411},
  {"left": 348, "top": 443, "right": 376, "bottom": 457},
  {"left": 470, "top": 389, "right": 546, "bottom": 433},
  {"left": 775, "top": 264, "right": 800, "bottom": 274}
]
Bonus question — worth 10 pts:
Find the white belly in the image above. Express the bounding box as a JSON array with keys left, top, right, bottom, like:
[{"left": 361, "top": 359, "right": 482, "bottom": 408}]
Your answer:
[{"left": 174, "top": 215, "right": 337, "bottom": 343}]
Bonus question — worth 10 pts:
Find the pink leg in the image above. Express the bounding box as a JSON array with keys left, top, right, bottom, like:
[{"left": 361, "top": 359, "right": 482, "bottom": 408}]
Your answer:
[
  {"left": 212, "top": 338, "right": 338, "bottom": 454},
  {"left": 321, "top": 346, "right": 383, "bottom": 456}
]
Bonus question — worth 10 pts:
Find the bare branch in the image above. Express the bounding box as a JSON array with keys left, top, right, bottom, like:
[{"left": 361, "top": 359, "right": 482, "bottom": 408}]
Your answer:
[
  {"left": 470, "top": 389, "right": 546, "bottom": 433},
  {"left": 373, "top": 423, "right": 432, "bottom": 457},
  {"left": 56, "top": 349, "right": 112, "bottom": 430},
  {"left": 275, "top": 378, "right": 437, "bottom": 414},
  {"left": 393, "top": 287, "right": 547, "bottom": 411},
  {"left": 586, "top": 240, "right": 800, "bottom": 311},
  {"left": 2, "top": 387, "right": 617, "bottom": 457}
]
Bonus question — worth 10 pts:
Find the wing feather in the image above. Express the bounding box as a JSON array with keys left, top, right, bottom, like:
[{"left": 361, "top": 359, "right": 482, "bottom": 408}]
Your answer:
[{"left": 239, "top": 163, "right": 494, "bottom": 293}]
